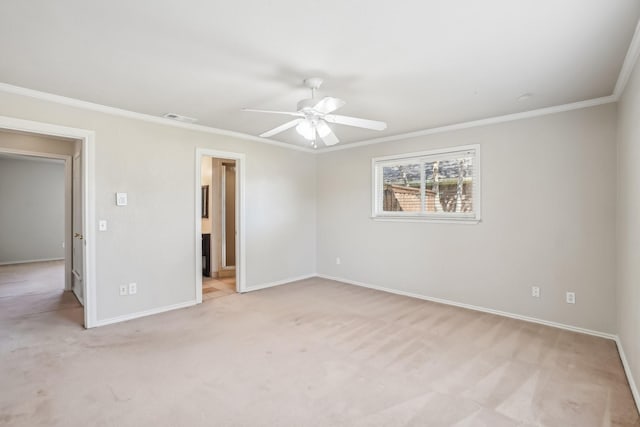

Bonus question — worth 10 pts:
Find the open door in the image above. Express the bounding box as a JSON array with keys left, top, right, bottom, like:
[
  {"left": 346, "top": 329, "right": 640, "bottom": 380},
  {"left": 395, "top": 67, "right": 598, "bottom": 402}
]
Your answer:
[
  {"left": 72, "top": 153, "right": 84, "bottom": 304},
  {"left": 0, "top": 116, "right": 95, "bottom": 327}
]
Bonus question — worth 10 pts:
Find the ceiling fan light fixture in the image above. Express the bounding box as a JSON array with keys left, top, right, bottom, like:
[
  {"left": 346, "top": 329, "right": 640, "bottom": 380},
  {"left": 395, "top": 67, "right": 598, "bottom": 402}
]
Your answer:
[
  {"left": 296, "top": 120, "right": 315, "bottom": 140},
  {"left": 245, "top": 77, "right": 388, "bottom": 146}
]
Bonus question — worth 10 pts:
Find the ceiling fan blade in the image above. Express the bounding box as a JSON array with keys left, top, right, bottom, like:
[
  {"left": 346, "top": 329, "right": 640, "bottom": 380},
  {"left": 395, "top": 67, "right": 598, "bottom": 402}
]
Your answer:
[
  {"left": 324, "top": 114, "right": 387, "bottom": 131},
  {"left": 316, "top": 121, "right": 340, "bottom": 146},
  {"left": 312, "top": 97, "right": 346, "bottom": 114},
  {"left": 242, "top": 108, "right": 304, "bottom": 117},
  {"left": 259, "top": 119, "right": 303, "bottom": 138}
]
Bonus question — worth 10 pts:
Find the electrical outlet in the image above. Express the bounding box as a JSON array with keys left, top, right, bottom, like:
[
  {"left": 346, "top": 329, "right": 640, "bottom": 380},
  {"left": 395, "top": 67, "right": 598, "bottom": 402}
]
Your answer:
[
  {"left": 336, "top": 257, "right": 341, "bottom": 265},
  {"left": 119, "top": 285, "right": 128, "bottom": 296},
  {"left": 128, "top": 283, "right": 137, "bottom": 295},
  {"left": 566, "top": 292, "right": 576, "bottom": 304},
  {"left": 531, "top": 286, "right": 540, "bottom": 298}
]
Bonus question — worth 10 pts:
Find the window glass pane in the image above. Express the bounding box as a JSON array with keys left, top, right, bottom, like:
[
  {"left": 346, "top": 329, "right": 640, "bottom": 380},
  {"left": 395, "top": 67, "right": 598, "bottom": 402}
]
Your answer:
[
  {"left": 424, "top": 157, "right": 473, "bottom": 213},
  {"left": 382, "top": 163, "right": 421, "bottom": 212}
]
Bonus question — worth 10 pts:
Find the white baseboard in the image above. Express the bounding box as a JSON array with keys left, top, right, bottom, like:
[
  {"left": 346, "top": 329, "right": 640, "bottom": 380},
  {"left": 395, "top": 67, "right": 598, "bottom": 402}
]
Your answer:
[
  {"left": 0, "top": 257, "right": 64, "bottom": 266},
  {"left": 244, "top": 273, "right": 317, "bottom": 293},
  {"left": 316, "top": 274, "right": 616, "bottom": 340},
  {"left": 93, "top": 300, "right": 197, "bottom": 328},
  {"left": 316, "top": 274, "right": 640, "bottom": 411},
  {"left": 93, "top": 273, "right": 317, "bottom": 327},
  {"left": 615, "top": 336, "right": 640, "bottom": 413}
]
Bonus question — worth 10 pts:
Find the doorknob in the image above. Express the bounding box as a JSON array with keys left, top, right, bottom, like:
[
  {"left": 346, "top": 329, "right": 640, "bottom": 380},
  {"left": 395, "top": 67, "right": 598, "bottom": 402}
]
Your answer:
[{"left": 74, "top": 232, "right": 84, "bottom": 239}]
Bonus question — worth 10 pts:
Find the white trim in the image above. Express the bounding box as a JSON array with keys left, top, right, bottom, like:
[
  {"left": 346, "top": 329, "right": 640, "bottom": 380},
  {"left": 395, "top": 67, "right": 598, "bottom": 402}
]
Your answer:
[
  {"left": 319, "top": 96, "right": 616, "bottom": 153},
  {"left": 371, "top": 217, "right": 481, "bottom": 225},
  {"left": 96, "top": 273, "right": 315, "bottom": 326},
  {"left": 320, "top": 272, "right": 639, "bottom": 410},
  {"left": 63, "top": 156, "right": 72, "bottom": 291},
  {"left": 614, "top": 20, "right": 640, "bottom": 99},
  {"left": 615, "top": 336, "right": 640, "bottom": 413},
  {"left": 321, "top": 19, "right": 640, "bottom": 154},
  {"left": 1, "top": 14, "right": 638, "bottom": 159},
  {"left": 195, "top": 149, "right": 246, "bottom": 301},
  {"left": 196, "top": 157, "right": 202, "bottom": 302},
  {"left": 316, "top": 274, "right": 616, "bottom": 340},
  {"left": 371, "top": 144, "right": 481, "bottom": 222},
  {"left": 0, "top": 257, "right": 64, "bottom": 266},
  {"left": 93, "top": 300, "right": 197, "bottom": 328},
  {"left": 371, "top": 144, "right": 479, "bottom": 163},
  {"left": 0, "top": 84, "right": 618, "bottom": 156},
  {"left": 0, "top": 115, "right": 97, "bottom": 328},
  {"left": 243, "top": 273, "right": 317, "bottom": 293},
  {"left": 0, "top": 83, "right": 314, "bottom": 154}
]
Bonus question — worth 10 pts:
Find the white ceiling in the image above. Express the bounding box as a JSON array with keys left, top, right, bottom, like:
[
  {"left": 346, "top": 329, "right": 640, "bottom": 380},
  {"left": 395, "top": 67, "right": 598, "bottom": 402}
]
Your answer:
[{"left": 1, "top": 1, "right": 639, "bottom": 148}]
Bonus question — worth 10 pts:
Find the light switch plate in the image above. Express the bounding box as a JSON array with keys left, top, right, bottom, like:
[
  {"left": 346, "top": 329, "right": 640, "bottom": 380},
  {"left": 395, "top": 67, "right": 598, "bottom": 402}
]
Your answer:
[{"left": 116, "top": 192, "right": 128, "bottom": 206}]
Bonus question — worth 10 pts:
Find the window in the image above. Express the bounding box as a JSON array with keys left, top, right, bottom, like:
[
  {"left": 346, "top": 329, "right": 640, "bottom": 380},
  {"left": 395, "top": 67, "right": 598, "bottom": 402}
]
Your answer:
[{"left": 372, "top": 145, "right": 480, "bottom": 222}]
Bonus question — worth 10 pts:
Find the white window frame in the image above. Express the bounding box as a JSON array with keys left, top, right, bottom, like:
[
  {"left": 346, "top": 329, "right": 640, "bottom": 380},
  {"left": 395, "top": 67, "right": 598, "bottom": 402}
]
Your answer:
[{"left": 371, "top": 144, "right": 481, "bottom": 223}]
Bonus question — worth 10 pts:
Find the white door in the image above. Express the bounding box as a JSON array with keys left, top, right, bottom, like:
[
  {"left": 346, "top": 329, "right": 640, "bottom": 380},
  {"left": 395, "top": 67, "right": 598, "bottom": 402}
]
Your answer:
[{"left": 72, "top": 153, "right": 84, "bottom": 304}]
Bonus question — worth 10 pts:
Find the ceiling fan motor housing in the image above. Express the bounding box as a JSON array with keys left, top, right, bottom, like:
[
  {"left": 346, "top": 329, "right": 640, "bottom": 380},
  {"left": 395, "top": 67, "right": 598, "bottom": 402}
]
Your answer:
[{"left": 303, "top": 77, "right": 323, "bottom": 90}]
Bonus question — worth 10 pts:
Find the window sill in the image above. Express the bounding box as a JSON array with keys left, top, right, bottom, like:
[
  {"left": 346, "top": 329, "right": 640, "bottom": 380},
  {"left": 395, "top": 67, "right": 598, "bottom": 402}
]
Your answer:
[{"left": 370, "top": 216, "right": 481, "bottom": 224}]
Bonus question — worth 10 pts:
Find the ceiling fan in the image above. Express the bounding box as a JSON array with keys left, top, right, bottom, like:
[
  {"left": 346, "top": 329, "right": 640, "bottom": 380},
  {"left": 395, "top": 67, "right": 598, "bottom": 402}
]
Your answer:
[{"left": 243, "top": 78, "right": 387, "bottom": 148}]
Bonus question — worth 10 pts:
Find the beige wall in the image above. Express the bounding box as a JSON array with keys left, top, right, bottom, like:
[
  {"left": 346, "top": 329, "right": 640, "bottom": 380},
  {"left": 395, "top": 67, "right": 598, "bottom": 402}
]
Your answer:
[
  {"left": 0, "top": 87, "right": 624, "bottom": 341},
  {"left": 0, "top": 91, "right": 317, "bottom": 322},
  {"left": 317, "top": 104, "right": 617, "bottom": 333},
  {"left": 0, "top": 155, "right": 65, "bottom": 264},
  {"left": 616, "top": 54, "right": 640, "bottom": 400}
]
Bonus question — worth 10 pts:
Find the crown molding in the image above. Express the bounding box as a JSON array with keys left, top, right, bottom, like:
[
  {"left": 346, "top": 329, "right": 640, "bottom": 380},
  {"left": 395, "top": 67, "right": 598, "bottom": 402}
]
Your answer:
[
  {"left": 317, "top": 95, "right": 617, "bottom": 153},
  {"left": 2, "top": 13, "right": 639, "bottom": 157},
  {"left": 0, "top": 83, "right": 315, "bottom": 154},
  {"left": 318, "top": 17, "right": 640, "bottom": 153},
  {"left": 614, "top": 19, "right": 640, "bottom": 99}
]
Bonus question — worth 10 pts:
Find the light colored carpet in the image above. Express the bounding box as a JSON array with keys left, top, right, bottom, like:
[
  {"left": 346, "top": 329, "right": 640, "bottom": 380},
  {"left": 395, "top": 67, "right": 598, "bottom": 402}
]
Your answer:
[
  {"left": 0, "top": 261, "right": 80, "bottom": 321},
  {"left": 0, "top": 277, "right": 638, "bottom": 426},
  {"left": 0, "top": 260, "right": 65, "bottom": 297}
]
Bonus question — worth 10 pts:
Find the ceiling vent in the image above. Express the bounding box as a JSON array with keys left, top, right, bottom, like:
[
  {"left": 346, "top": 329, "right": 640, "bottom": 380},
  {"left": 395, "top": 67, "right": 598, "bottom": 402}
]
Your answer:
[{"left": 163, "top": 113, "right": 198, "bottom": 123}]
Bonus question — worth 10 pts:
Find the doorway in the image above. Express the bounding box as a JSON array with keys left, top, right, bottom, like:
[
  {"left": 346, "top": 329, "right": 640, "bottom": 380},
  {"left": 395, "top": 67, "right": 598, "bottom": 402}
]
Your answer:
[
  {"left": 195, "top": 149, "right": 245, "bottom": 303},
  {"left": 0, "top": 116, "right": 96, "bottom": 327},
  {"left": 0, "top": 142, "right": 81, "bottom": 322},
  {"left": 0, "top": 150, "right": 79, "bottom": 321}
]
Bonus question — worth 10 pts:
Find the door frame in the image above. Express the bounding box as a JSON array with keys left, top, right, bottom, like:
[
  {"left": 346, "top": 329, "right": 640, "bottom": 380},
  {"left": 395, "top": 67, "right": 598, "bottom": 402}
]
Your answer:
[
  {"left": 195, "top": 148, "right": 246, "bottom": 302},
  {"left": 0, "top": 115, "right": 97, "bottom": 328}
]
